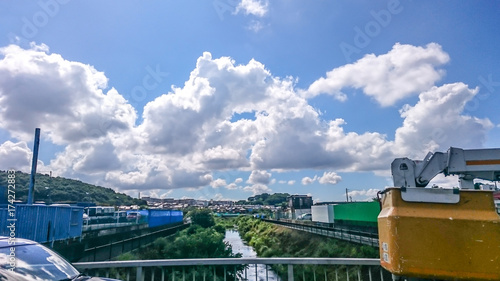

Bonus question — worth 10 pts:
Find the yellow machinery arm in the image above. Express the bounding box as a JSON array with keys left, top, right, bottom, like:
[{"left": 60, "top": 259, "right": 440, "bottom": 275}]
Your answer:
[{"left": 378, "top": 147, "right": 500, "bottom": 280}]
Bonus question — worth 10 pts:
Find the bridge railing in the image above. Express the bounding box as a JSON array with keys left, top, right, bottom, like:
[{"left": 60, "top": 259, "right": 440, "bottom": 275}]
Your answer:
[{"left": 74, "top": 257, "right": 391, "bottom": 281}]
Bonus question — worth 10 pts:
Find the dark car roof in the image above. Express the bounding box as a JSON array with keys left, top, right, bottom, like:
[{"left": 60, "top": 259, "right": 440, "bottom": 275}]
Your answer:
[{"left": 0, "top": 236, "right": 37, "bottom": 249}]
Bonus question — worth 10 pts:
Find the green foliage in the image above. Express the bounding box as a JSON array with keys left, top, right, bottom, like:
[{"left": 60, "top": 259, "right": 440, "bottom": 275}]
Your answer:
[
  {"left": 214, "top": 217, "right": 237, "bottom": 230},
  {"left": 0, "top": 170, "right": 145, "bottom": 206},
  {"left": 187, "top": 208, "right": 215, "bottom": 228},
  {"left": 118, "top": 224, "right": 241, "bottom": 259},
  {"left": 236, "top": 216, "right": 379, "bottom": 258},
  {"left": 235, "top": 217, "right": 379, "bottom": 280},
  {"left": 243, "top": 192, "right": 290, "bottom": 206},
  {"left": 115, "top": 224, "right": 242, "bottom": 280},
  {"left": 116, "top": 252, "right": 136, "bottom": 261}
]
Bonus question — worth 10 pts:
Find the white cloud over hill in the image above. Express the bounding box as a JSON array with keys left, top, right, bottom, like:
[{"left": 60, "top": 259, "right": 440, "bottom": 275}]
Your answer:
[{"left": 0, "top": 43, "right": 493, "bottom": 195}]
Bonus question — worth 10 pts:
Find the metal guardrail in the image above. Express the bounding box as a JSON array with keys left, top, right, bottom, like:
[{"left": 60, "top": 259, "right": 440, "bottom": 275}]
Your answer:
[
  {"left": 264, "top": 219, "right": 379, "bottom": 248},
  {"left": 79, "top": 223, "right": 189, "bottom": 262},
  {"left": 75, "top": 257, "right": 390, "bottom": 281},
  {"left": 83, "top": 222, "right": 139, "bottom": 232}
]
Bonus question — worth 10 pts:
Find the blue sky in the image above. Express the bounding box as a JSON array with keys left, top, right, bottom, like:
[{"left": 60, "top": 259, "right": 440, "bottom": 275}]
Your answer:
[{"left": 0, "top": 0, "right": 499, "bottom": 202}]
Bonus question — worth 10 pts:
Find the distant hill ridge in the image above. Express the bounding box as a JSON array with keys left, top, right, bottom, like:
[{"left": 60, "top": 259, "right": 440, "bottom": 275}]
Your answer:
[{"left": 0, "top": 170, "right": 145, "bottom": 206}]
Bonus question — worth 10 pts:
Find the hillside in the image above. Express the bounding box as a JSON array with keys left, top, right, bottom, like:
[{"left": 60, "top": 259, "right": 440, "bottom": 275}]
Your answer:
[
  {"left": 235, "top": 192, "right": 290, "bottom": 206},
  {"left": 0, "top": 170, "right": 145, "bottom": 206}
]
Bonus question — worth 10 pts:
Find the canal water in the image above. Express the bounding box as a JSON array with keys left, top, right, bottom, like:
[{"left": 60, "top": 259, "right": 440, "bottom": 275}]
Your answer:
[{"left": 224, "top": 230, "right": 280, "bottom": 281}]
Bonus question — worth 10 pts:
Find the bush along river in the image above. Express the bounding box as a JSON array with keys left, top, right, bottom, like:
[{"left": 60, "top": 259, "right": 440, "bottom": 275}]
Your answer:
[{"left": 224, "top": 230, "right": 280, "bottom": 281}]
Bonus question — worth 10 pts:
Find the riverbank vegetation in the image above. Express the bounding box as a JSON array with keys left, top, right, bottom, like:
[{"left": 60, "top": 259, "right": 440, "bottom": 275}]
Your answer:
[
  {"left": 114, "top": 211, "right": 380, "bottom": 280},
  {"left": 115, "top": 209, "right": 241, "bottom": 280},
  {"left": 235, "top": 216, "right": 380, "bottom": 280},
  {"left": 118, "top": 209, "right": 239, "bottom": 260},
  {"left": 236, "top": 216, "right": 378, "bottom": 258}
]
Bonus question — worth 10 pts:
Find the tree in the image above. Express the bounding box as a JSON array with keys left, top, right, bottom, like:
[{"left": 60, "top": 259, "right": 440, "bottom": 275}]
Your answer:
[{"left": 188, "top": 208, "right": 215, "bottom": 228}]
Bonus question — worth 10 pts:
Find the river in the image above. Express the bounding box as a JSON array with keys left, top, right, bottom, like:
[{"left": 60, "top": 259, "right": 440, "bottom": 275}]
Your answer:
[{"left": 224, "top": 230, "right": 280, "bottom": 281}]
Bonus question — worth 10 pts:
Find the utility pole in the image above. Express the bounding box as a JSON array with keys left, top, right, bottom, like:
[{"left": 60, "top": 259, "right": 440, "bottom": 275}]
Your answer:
[{"left": 27, "top": 128, "right": 41, "bottom": 205}]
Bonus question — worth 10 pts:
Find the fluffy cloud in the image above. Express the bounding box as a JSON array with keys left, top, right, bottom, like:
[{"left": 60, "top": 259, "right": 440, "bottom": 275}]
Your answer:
[
  {"left": 235, "top": 0, "right": 268, "bottom": 17},
  {"left": 0, "top": 141, "right": 34, "bottom": 171},
  {"left": 347, "top": 188, "right": 380, "bottom": 200},
  {"left": 0, "top": 44, "right": 136, "bottom": 144},
  {"left": 303, "top": 43, "right": 450, "bottom": 106},
  {"left": 226, "top": 178, "right": 243, "bottom": 190},
  {"left": 318, "top": 172, "right": 342, "bottom": 185},
  {"left": 247, "top": 170, "right": 272, "bottom": 185},
  {"left": 210, "top": 178, "right": 227, "bottom": 188},
  {"left": 243, "top": 184, "right": 271, "bottom": 195},
  {"left": 301, "top": 176, "right": 317, "bottom": 185},
  {"left": 394, "top": 83, "right": 493, "bottom": 157},
  {"left": 0, "top": 43, "right": 494, "bottom": 196},
  {"left": 302, "top": 172, "right": 341, "bottom": 185}
]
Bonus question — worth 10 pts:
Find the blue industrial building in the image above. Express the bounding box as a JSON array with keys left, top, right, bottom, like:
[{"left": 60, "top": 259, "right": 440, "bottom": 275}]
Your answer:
[
  {"left": 147, "top": 209, "right": 183, "bottom": 228},
  {"left": 0, "top": 204, "right": 84, "bottom": 243}
]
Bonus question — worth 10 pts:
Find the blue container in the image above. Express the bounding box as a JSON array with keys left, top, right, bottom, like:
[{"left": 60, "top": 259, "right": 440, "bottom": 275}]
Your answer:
[
  {"left": 0, "top": 204, "right": 83, "bottom": 243},
  {"left": 147, "top": 209, "right": 183, "bottom": 228},
  {"left": 170, "top": 210, "right": 183, "bottom": 223}
]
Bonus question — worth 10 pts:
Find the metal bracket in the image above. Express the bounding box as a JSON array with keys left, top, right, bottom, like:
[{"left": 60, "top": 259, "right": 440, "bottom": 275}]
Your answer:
[{"left": 401, "top": 187, "right": 460, "bottom": 204}]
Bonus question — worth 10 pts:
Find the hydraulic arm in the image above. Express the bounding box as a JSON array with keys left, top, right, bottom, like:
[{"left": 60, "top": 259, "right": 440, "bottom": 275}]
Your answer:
[
  {"left": 392, "top": 147, "right": 500, "bottom": 189},
  {"left": 378, "top": 147, "right": 500, "bottom": 280}
]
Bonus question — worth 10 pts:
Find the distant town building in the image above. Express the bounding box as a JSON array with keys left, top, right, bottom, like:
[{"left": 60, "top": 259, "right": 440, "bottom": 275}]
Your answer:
[
  {"left": 287, "top": 195, "right": 313, "bottom": 219},
  {"left": 288, "top": 195, "right": 313, "bottom": 210},
  {"left": 141, "top": 196, "right": 210, "bottom": 208}
]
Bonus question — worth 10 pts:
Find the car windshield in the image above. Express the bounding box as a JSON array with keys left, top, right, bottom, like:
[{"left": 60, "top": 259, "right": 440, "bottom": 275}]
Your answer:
[{"left": 0, "top": 243, "right": 80, "bottom": 281}]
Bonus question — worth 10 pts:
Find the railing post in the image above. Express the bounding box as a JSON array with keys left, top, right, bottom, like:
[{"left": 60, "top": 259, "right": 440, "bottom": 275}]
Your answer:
[
  {"left": 136, "top": 266, "right": 143, "bottom": 281},
  {"left": 288, "top": 264, "right": 294, "bottom": 281},
  {"left": 109, "top": 242, "right": 113, "bottom": 260}
]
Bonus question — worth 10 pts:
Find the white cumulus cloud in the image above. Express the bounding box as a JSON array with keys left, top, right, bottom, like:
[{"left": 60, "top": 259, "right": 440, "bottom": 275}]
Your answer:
[
  {"left": 243, "top": 183, "right": 271, "bottom": 195},
  {"left": 247, "top": 170, "right": 272, "bottom": 185},
  {"left": 0, "top": 42, "right": 494, "bottom": 196},
  {"left": 235, "top": 0, "right": 268, "bottom": 17},
  {"left": 318, "top": 172, "right": 342, "bottom": 185},
  {"left": 347, "top": 188, "right": 380, "bottom": 200},
  {"left": 0, "top": 44, "right": 136, "bottom": 144},
  {"left": 394, "top": 83, "right": 493, "bottom": 158},
  {"left": 210, "top": 178, "right": 227, "bottom": 188},
  {"left": 303, "top": 43, "right": 450, "bottom": 106},
  {"left": 302, "top": 175, "right": 317, "bottom": 185},
  {"left": 0, "top": 141, "right": 35, "bottom": 172}
]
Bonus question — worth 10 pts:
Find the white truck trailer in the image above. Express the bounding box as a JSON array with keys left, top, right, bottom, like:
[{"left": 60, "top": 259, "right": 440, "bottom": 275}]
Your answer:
[{"left": 311, "top": 204, "right": 335, "bottom": 224}]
